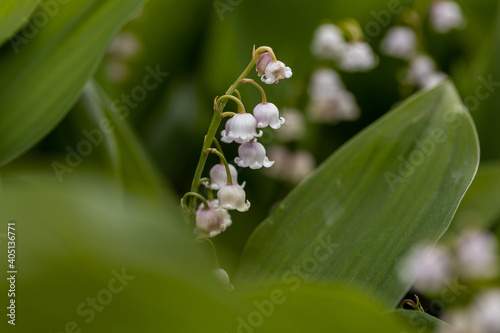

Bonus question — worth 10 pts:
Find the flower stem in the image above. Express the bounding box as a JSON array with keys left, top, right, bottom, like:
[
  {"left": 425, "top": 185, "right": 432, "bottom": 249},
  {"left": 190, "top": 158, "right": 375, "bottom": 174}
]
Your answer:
[
  {"left": 241, "top": 78, "right": 267, "bottom": 104},
  {"left": 182, "top": 192, "right": 209, "bottom": 211},
  {"left": 187, "top": 46, "right": 272, "bottom": 222}
]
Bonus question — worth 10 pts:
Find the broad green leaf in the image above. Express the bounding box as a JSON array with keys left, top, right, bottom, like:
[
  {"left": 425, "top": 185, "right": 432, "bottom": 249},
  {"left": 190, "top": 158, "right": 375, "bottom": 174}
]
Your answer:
[
  {"left": 236, "top": 285, "right": 415, "bottom": 333},
  {"left": 0, "top": 169, "right": 241, "bottom": 332},
  {"left": 0, "top": 169, "right": 420, "bottom": 333},
  {"left": 236, "top": 81, "right": 479, "bottom": 308},
  {"left": 0, "top": 0, "right": 145, "bottom": 167},
  {"left": 396, "top": 310, "right": 448, "bottom": 333},
  {"left": 0, "top": 0, "right": 39, "bottom": 46},
  {"left": 69, "top": 80, "right": 169, "bottom": 200}
]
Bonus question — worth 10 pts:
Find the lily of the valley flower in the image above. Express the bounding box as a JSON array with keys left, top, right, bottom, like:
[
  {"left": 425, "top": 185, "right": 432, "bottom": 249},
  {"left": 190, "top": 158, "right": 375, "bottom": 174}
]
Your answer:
[
  {"left": 429, "top": 0, "right": 465, "bottom": 34},
  {"left": 195, "top": 200, "right": 232, "bottom": 238},
  {"left": 217, "top": 184, "right": 250, "bottom": 212},
  {"left": 338, "top": 42, "right": 379, "bottom": 72},
  {"left": 235, "top": 141, "right": 274, "bottom": 169},
  {"left": 221, "top": 113, "right": 263, "bottom": 143},
  {"left": 261, "top": 61, "right": 293, "bottom": 84},
  {"left": 380, "top": 26, "right": 418, "bottom": 59},
  {"left": 206, "top": 164, "right": 240, "bottom": 190},
  {"left": 311, "top": 23, "right": 346, "bottom": 59},
  {"left": 253, "top": 102, "right": 285, "bottom": 129},
  {"left": 256, "top": 52, "right": 273, "bottom": 76}
]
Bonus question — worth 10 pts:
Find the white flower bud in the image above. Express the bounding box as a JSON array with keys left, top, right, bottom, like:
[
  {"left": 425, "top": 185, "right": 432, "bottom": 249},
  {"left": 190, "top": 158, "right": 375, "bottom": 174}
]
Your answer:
[
  {"left": 235, "top": 141, "right": 274, "bottom": 169},
  {"left": 399, "top": 244, "right": 452, "bottom": 293},
  {"left": 338, "top": 42, "right": 379, "bottom": 72},
  {"left": 430, "top": 1, "right": 466, "bottom": 34},
  {"left": 456, "top": 230, "right": 499, "bottom": 280},
  {"left": 253, "top": 102, "right": 285, "bottom": 129},
  {"left": 288, "top": 151, "right": 316, "bottom": 184},
  {"left": 206, "top": 164, "right": 239, "bottom": 190},
  {"left": 221, "top": 113, "right": 263, "bottom": 143},
  {"left": 380, "top": 26, "right": 418, "bottom": 59},
  {"left": 195, "top": 200, "right": 232, "bottom": 238},
  {"left": 261, "top": 61, "right": 293, "bottom": 85},
  {"left": 213, "top": 268, "right": 234, "bottom": 291},
  {"left": 438, "top": 309, "right": 476, "bottom": 333},
  {"left": 311, "top": 23, "right": 346, "bottom": 59},
  {"left": 217, "top": 184, "right": 250, "bottom": 212},
  {"left": 256, "top": 52, "right": 273, "bottom": 76}
]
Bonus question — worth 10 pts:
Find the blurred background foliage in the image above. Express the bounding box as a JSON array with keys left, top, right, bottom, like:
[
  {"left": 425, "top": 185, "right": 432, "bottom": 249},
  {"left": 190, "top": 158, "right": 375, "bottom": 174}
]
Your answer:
[{"left": 0, "top": 0, "right": 499, "bottom": 331}]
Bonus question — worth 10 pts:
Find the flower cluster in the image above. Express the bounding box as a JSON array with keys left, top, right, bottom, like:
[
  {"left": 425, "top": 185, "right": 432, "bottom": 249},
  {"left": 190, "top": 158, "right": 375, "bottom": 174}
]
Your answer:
[
  {"left": 311, "top": 23, "right": 379, "bottom": 72},
  {"left": 307, "top": 68, "right": 360, "bottom": 124},
  {"left": 185, "top": 47, "right": 292, "bottom": 240},
  {"left": 400, "top": 229, "right": 499, "bottom": 294}
]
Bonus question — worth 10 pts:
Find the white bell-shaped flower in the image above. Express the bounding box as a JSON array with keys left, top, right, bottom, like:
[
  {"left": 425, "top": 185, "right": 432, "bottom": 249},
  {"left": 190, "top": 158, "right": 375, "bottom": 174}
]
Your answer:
[
  {"left": 206, "top": 164, "right": 239, "bottom": 190},
  {"left": 399, "top": 244, "right": 452, "bottom": 293},
  {"left": 253, "top": 102, "right": 285, "bottom": 129},
  {"left": 406, "top": 54, "right": 437, "bottom": 86},
  {"left": 380, "top": 26, "right": 418, "bottom": 59},
  {"left": 429, "top": 0, "right": 465, "bottom": 34},
  {"left": 221, "top": 114, "right": 262, "bottom": 143},
  {"left": 261, "top": 61, "right": 293, "bottom": 85},
  {"left": 213, "top": 268, "right": 234, "bottom": 291},
  {"left": 311, "top": 23, "right": 346, "bottom": 59},
  {"left": 217, "top": 184, "right": 250, "bottom": 212},
  {"left": 471, "top": 289, "right": 500, "bottom": 333},
  {"left": 338, "top": 42, "right": 379, "bottom": 72},
  {"left": 195, "top": 200, "right": 232, "bottom": 238},
  {"left": 276, "top": 108, "right": 305, "bottom": 142},
  {"left": 256, "top": 52, "right": 273, "bottom": 76},
  {"left": 235, "top": 141, "right": 274, "bottom": 169},
  {"left": 456, "top": 230, "right": 499, "bottom": 280}
]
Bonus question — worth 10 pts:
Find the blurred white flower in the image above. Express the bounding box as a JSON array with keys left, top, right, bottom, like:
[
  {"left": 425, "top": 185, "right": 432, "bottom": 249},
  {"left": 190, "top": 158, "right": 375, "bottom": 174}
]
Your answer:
[
  {"left": 399, "top": 244, "right": 452, "bottom": 293},
  {"left": 253, "top": 102, "right": 285, "bottom": 129},
  {"left": 338, "top": 42, "right": 379, "bottom": 72},
  {"left": 404, "top": 54, "right": 446, "bottom": 89},
  {"left": 266, "top": 146, "right": 316, "bottom": 184},
  {"left": 221, "top": 114, "right": 263, "bottom": 143},
  {"left": 288, "top": 151, "right": 316, "bottom": 184},
  {"left": 380, "top": 26, "right": 418, "bottom": 59},
  {"left": 311, "top": 23, "right": 346, "bottom": 59},
  {"left": 106, "top": 60, "right": 129, "bottom": 84},
  {"left": 276, "top": 108, "right": 306, "bottom": 142},
  {"left": 261, "top": 61, "right": 293, "bottom": 84},
  {"left": 217, "top": 184, "right": 250, "bottom": 212},
  {"left": 108, "top": 32, "right": 141, "bottom": 59},
  {"left": 234, "top": 141, "right": 274, "bottom": 169},
  {"left": 213, "top": 268, "right": 234, "bottom": 291},
  {"left": 195, "top": 200, "right": 232, "bottom": 238},
  {"left": 438, "top": 308, "right": 477, "bottom": 333},
  {"left": 471, "top": 289, "right": 500, "bottom": 333},
  {"left": 307, "top": 68, "right": 360, "bottom": 124},
  {"left": 456, "top": 230, "right": 499, "bottom": 281},
  {"left": 406, "top": 54, "right": 436, "bottom": 85},
  {"left": 429, "top": 0, "right": 466, "bottom": 34},
  {"left": 205, "top": 164, "right": 240, "bottom": 190},
  {"left": 420, "top": 71, "right": 447, "bottom": 89}
]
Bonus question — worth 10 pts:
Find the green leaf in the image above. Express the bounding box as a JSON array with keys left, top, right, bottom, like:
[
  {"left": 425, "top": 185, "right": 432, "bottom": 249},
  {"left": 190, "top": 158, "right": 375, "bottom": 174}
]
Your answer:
[
  {"left": 0, "top": 0, "right": 145, "bottom": 167},
  {"left": 236, "top": 81, "right": 479, "bottom": 308},
  {"left": 71, "top": 80, "right": 169, "bottom": 200},
  {"left": 236, "top": 285, "right": 414, "bottom": 333},
  {"left": 0, "top": 0, "right": 39, "bottom": 46},
  {"left": 395, "top": 310, "right": 448, "bottom": 333},
  {"left": 0, "top": 169, "right": 417, "bottom": 333}
]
